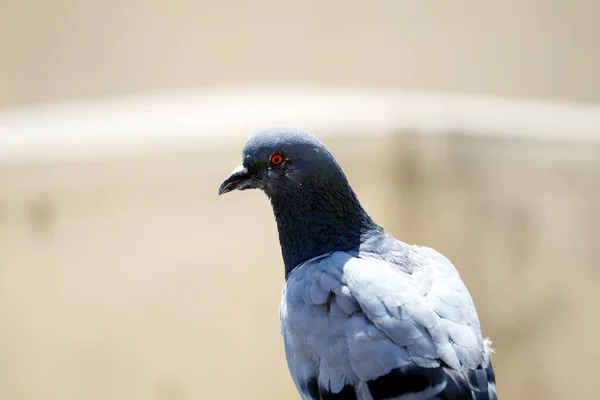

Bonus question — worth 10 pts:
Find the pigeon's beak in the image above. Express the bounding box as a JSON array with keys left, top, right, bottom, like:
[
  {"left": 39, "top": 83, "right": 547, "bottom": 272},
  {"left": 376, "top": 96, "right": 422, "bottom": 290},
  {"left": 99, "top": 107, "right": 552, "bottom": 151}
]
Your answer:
[{"left": 218, "top": 164, "right": 252, "bottom": 195}]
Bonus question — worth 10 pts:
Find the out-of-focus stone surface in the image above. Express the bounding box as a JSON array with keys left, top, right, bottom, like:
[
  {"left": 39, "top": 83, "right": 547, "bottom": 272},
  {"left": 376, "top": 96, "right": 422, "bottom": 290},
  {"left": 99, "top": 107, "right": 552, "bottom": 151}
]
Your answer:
[{"left": 1, "top": 1, "right": 599, "bottom": 106}]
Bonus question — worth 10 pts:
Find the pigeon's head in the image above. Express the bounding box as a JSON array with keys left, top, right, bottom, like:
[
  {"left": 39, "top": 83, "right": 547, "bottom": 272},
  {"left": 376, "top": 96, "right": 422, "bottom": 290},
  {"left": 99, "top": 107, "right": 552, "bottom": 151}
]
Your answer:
[
  {"left": 219, "top": 128, "right": 380, "bottom": 273},
  {"left": 218, "top": 128, "right": 344, "bottom": 198}
]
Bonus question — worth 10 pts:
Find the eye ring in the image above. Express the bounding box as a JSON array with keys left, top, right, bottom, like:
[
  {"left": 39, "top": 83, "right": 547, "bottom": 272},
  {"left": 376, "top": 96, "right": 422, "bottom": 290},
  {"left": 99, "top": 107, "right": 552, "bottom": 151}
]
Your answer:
[{"left": 269, "top": 152, "right": 285, "bottom": 166}]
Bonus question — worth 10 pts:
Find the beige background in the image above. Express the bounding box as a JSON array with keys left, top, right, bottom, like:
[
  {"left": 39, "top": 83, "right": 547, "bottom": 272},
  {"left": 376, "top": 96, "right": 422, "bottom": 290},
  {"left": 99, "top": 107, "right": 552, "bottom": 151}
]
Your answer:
[
  {"left": 1, "top": 0, "right": 600, "bottom": 106},
  {"left": 1, "top": 1, "right": 600, "bottom": 400}
]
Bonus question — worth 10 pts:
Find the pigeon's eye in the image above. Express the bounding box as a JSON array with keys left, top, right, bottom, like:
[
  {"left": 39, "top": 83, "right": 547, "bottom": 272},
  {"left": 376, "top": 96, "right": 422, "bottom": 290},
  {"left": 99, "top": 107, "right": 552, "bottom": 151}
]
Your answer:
[{"left": 269, "top": 153, "right": 284, "bottom": 166}]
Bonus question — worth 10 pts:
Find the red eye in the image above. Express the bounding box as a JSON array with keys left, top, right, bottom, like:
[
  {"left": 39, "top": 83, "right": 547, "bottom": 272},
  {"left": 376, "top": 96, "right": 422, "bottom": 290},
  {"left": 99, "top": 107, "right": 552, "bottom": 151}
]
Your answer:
[{"left": 269, "top": 153, "right": 284, "bottom": 166}]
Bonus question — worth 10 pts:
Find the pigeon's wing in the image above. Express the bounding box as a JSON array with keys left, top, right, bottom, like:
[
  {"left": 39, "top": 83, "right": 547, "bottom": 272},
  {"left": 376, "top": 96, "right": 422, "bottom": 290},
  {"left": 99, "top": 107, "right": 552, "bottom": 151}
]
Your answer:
[{"left": 280, "top": 248, "right": 497, "bottom": 400}]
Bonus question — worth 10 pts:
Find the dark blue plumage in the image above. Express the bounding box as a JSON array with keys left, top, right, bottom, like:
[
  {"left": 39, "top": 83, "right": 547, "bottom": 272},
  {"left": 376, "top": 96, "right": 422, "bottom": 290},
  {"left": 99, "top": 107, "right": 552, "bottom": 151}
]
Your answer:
[{"left": 219, "top": 128, "right": 498, "bottom": 400}]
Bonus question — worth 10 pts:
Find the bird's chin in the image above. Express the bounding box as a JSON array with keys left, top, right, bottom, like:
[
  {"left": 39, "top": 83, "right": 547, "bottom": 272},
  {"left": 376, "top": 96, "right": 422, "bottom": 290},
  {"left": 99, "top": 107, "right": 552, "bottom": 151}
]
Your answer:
[
  {"left": 236, "top": 182, "right": 258, "bottom": 192},
  {"left": 263, "top": 181, "right": 297, "bottom": 199}
]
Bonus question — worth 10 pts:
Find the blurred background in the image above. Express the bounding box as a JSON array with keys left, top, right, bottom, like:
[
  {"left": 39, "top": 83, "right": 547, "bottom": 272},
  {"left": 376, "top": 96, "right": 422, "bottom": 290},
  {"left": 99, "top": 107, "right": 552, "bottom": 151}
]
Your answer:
[{"left": 1, "top": 1, "right": 599, "bottom": 399}]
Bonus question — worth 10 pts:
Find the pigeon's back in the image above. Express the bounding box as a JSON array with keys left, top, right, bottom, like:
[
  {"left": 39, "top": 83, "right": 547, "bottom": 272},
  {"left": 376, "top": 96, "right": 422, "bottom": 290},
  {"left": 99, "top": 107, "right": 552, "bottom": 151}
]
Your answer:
[{"left": 280, "top": 240, "right": 497, "bottom": 400}]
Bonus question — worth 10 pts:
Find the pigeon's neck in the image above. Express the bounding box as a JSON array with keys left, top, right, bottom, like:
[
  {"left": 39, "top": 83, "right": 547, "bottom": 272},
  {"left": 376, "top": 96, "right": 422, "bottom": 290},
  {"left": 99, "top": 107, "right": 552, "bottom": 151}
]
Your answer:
[{"left": 269, "top": 180, "right": 381, "bottom": 278}]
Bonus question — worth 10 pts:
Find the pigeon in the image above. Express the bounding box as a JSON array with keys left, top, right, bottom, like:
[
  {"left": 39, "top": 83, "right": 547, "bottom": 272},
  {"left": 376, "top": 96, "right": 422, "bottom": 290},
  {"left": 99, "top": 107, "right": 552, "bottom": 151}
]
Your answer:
[{"left": 218, "top": 128, "right": 497, "bottom": 400}]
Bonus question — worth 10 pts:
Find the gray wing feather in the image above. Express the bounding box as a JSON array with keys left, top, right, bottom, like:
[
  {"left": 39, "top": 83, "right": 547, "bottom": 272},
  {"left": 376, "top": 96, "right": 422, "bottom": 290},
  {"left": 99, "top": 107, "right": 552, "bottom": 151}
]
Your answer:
[{"left": 280, "top": 247, "right": 497, "bottom": 399}]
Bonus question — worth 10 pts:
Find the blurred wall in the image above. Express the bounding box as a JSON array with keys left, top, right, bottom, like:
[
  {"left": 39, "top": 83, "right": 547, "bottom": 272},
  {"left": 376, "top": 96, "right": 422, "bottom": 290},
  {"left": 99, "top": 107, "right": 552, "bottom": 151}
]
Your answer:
[
  {"left": 1, "top": 0, "right": 600, "bottom": 106},
  {"left": 1, "top": 1, "right": 599, "bottom": 399},
  {"left": 0, "top": 133, "right": 598, "bottom": 400}
]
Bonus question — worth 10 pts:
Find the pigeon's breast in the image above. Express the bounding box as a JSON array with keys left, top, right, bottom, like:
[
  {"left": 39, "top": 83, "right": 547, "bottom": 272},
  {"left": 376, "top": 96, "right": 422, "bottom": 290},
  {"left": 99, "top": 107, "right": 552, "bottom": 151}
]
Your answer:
[
  {"left": 279, "top": 252, "right": 403, "bottom": 399},
  {"left": 280, "top": 252, "right": 367, "bottom": 398}
]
